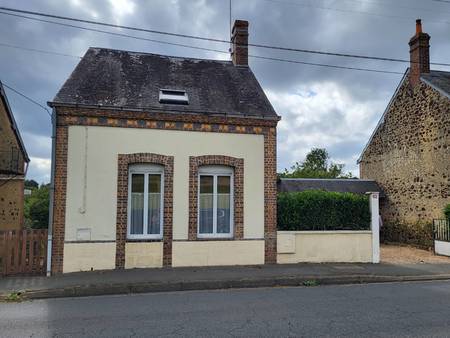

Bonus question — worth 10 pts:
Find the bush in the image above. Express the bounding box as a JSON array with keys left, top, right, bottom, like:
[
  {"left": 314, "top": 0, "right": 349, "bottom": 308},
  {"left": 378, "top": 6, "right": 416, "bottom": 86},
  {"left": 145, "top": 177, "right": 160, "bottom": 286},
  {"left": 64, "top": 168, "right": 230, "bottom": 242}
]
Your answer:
[
  {"left": 444, "top": 204, "right": 450, "bottom": 220},
  {"left": 277, "top": 190, "right": 371, "bottom": 231},
  {"left": 24, "top": 184, "right": 49, "bottom": 229},
  {"left": 380, "top": 221, "right": 433, "bottom": 249}
]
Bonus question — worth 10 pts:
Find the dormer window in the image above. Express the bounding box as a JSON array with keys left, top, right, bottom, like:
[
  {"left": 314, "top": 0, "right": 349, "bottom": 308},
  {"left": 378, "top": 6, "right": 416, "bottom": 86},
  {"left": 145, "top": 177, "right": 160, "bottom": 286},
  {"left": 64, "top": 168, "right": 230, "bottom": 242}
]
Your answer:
[{"left": 159, "top": 89, "right": 189, "bottom": 105}]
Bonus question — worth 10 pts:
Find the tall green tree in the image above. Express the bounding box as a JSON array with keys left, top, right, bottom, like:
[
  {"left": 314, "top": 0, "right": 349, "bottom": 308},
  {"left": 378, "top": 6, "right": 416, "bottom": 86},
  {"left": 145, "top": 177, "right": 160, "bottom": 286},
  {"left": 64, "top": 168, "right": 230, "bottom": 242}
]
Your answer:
[
  {"left": 24, "top": 184, "right": 49, "bottom": 229},
  {"left": 280, "top": 148, "right": 353, "bottom": 179}
]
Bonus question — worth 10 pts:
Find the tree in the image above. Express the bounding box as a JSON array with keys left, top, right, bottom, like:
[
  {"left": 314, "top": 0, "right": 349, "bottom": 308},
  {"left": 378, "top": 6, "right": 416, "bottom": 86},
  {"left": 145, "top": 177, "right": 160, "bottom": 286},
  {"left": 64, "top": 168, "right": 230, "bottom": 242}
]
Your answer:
[
  {"left": 25, "top": 179, "right": 39, "bottom": 190},
  {"left": 280, "top": 148, "right": 353, "bottom": 179},
  {"left": 24, "top": 184, "right": 49, "bottom": 229}
]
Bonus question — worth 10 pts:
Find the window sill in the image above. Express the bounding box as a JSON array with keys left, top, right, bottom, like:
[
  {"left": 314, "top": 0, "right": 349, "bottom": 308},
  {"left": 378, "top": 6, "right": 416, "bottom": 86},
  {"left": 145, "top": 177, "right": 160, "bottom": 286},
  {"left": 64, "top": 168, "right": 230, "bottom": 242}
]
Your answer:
[{"left": 126, "top": 238, "right": 163, "bottom": 243}]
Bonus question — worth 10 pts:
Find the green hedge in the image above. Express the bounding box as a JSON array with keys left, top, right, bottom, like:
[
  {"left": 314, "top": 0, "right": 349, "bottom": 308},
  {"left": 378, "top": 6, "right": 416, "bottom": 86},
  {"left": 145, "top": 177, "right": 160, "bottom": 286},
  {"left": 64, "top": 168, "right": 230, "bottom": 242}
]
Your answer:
[
  {"left": 277, "top": 190, "right": 371, "bottom": 231},
  {"left": 444, "top": 204, "right": 450, "bottom": 220}
]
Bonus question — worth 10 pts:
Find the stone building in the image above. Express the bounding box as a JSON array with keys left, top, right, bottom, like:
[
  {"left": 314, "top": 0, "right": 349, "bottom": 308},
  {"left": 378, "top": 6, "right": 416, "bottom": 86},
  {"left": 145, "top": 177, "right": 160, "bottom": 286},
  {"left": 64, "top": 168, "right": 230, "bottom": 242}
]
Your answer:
[
  {"left": 359, "top": 20, "right": 450, "bottom": 224},
  {"left": 0, "top": 80, "right": 30, "bottom": 230}
]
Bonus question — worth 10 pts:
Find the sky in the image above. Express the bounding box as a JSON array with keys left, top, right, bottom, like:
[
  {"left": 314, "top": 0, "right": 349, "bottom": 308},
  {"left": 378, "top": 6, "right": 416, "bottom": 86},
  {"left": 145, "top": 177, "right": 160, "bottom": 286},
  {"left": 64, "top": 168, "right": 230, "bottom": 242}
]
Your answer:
[{"left": 1, "top": 0, "right": 449, "bottom": 183}]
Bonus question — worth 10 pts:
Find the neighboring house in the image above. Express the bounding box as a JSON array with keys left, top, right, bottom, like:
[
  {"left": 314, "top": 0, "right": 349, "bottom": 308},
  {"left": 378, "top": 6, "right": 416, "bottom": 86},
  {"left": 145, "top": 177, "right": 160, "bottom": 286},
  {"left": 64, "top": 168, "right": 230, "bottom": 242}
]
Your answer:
[
  {"left": 359, "top": 20, "right": 450, "bottom": 224},
  {"left": 48, "top": 20, "right": 280, "bottom": 274},
  {"left": 0, "top": 80, "right": 30, "bottom": 230},
  {"left": 278, "top": 178, "right": 383, "bottom": 196}
]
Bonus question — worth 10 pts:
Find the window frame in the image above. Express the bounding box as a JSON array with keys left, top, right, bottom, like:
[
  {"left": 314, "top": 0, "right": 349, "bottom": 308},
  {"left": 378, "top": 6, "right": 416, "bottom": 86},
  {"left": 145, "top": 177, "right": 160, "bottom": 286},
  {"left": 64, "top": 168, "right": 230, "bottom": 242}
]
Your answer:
[
  {"left": 127, "top": 164, "right": 164, "bottom": 240},
  {"left": 197, "top": 165, "right": 234, "bottom": 239}
]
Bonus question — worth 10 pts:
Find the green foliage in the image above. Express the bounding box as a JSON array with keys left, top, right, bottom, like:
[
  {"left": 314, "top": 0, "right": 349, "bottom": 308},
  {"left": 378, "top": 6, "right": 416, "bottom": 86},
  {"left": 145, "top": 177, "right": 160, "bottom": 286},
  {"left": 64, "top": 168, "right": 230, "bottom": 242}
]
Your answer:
[
  {"left": 24, "top": 179, "right": 39, "bottom": 190},
  {"left": 4, "top": 292, "right": 22, "bottom": 303},
  {"left": 444, "top": 204, "right": 450, "bottom": 220},
  {"left": 277, "top": 190, "right": 371, "bottom": 231},
  {"left": 380, "top": 222, "right": 433, "bottom": 249},
  {"left": 24, "top": 184, "right": 49, "bottom": 229},
  {"left": 279, "top": 148, "right": 353, "bottom": 179},
  {"left": 302, "top": 280, "right": 319, "bottom": 287}
]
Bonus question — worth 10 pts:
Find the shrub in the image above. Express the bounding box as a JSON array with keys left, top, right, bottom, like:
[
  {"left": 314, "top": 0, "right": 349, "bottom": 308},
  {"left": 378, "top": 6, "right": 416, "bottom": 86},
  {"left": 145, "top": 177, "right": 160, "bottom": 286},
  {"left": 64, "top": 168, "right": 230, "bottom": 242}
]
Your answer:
[
  {"left": 277, "top": 190, "right": 371, "bottom": 231},
  {"left": 444, "top": 204, "right": 450, "bottom": 220},
  {"left": 380, "top": 221, "right": 433, "bottom": 249}
]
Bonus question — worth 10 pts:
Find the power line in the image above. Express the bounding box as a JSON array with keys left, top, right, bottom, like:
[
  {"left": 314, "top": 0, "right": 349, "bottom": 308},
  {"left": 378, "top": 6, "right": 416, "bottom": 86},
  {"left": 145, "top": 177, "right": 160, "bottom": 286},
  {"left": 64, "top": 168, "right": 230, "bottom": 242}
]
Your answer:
[
  {"left": 1, "top": 6, "right": 450, "bottom": 67},
  {"left": 249, "top": 54, "right": 403, "bottom": 74},
  {"left": 0, "top": 11, "right": 405, "bottom": 75},
  {"left": 0, "top": 11, "right": 228, "bottom": 56},
  {"left": 0, "top": 42, "right": 81, "bottom": 59},
  {"left": 2, "top": 82, "right": 52, "bottom": 117},
  {"left": 259, "top": 0, "right": 450, "bottom": 24}
]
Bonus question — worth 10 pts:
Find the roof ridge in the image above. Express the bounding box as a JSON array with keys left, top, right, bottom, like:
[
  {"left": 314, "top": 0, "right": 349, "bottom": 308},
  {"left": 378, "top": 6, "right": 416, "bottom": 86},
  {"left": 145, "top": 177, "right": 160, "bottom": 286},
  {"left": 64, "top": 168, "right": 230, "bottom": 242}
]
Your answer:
[{"left": 87, "top": 46, "right": 232, "bottom": 64}]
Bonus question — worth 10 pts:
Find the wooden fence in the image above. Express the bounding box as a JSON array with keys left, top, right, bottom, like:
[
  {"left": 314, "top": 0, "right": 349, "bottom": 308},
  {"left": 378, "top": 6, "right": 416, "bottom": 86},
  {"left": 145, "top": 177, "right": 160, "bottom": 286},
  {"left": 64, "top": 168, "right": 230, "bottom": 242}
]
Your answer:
[{"left": 0, "top": 229, "right": 48, "bottom": 276}]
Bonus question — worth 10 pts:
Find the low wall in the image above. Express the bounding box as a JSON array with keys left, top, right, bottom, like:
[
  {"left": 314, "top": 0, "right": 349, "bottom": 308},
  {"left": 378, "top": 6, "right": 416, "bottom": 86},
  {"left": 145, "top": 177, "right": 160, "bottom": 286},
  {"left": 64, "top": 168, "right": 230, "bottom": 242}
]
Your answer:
[
  {"left": 63, "top": 242, "right": 116, "bottom": 273},
  {"left": 172, "top": 240, "right": 265, "bottom": 267},
  {"left": 435, "top": 240, "right": 450, "bottom": 257},
  {"left": 277, "top": 231, "right": 373, "bottom": 264}
]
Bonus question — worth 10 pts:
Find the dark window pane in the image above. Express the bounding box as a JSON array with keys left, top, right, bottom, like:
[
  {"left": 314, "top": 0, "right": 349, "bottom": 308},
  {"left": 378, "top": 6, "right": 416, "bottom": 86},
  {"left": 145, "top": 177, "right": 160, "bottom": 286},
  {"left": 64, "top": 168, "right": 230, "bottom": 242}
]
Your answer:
[
  {"left": 218, "top": 176, "right": 230, "bottom": 194},
  {"left": 200, "top": 175, "right": 213, "bottom": 193},
  {"left": 131, "top": 174, "right": 144, "bottom": 193},
  {"left": 148, "top": 174, "right": 161, "bottom": 193},
  {"left": 148, "top": 192, "right": 161, "bottom": 234}
]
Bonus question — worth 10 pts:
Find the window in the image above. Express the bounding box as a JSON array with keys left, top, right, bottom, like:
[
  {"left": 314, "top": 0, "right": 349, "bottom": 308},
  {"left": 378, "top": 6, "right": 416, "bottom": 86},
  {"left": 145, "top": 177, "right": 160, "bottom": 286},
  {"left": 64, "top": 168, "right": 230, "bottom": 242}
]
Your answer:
[
  {"left": 159, "top": 89, "right": 189, "bottom": 105},
  {"left": 198, "top": 166, "right": 234, "bottom": 238},
  {"left": 128, "top": 164, "right": 164, "bottom": 239}
]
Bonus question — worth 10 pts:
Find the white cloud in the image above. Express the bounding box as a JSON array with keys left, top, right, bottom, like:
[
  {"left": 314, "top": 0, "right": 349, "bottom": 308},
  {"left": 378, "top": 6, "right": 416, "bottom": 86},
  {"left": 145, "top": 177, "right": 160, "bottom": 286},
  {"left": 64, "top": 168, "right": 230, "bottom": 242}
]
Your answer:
[
  {"left": 27, "top": 157, "right": 51, "bottom": 184},
  {"left": 268, "top": 82, "right": 386, "bottom": 176}
]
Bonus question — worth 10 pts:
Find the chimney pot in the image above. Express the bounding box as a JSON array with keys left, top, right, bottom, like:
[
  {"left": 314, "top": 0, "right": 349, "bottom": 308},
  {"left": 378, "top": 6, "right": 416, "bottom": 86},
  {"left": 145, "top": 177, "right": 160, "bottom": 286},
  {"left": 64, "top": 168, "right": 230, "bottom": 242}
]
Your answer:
[
  {"left": 409, "top": 19, "right": 430, "bottom": 87},
  {"left": 231, "top": 20, "right": 249, "bottom": 66},
  {"left": 415, "top": 19, "right": 422, "bottom": 35}
]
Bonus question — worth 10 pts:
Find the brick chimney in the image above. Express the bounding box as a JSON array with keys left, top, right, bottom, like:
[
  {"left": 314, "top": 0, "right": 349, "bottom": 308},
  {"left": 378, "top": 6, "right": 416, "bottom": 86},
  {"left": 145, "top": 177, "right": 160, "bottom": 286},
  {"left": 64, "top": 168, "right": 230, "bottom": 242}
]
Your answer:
[
  {"left": 231, "top": 20, "right": 249, "bottom": 66},
  {"left": 409, "top": 19, "right": 430, "bottom": 87}
]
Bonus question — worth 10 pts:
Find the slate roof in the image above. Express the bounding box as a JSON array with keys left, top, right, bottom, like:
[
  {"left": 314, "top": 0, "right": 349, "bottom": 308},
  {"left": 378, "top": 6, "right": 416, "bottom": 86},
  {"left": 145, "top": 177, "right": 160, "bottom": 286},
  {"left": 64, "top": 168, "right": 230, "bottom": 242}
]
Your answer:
[
  {"left": 0, "top": 81, "right": 30, "bottom": 162},
  {"left": 278, "top": 178, "right": 384, "bottom": 197},
  {"left": 50, "top": 47, "right": 279, "bottom": 120},
  {"left": 421, "top": 70, "right": 450, "bottom": 99}
]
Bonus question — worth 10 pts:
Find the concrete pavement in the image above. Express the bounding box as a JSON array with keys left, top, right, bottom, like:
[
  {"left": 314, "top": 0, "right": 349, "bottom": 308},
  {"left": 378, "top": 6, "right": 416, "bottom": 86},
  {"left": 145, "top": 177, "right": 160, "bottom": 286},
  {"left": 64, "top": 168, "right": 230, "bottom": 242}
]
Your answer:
[
  {"left": 1, "top": 262, "right": 450, "bottom": 300},
  {"left": 1, "top": 280, "right": 450, "bottom": 337}
]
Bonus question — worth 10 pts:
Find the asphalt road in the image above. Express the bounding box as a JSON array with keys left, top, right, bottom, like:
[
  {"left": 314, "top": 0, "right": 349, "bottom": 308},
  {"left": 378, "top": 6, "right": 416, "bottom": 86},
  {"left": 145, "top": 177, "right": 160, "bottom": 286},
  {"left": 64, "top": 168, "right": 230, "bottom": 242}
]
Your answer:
[{"left": 1, "top": 281, "right": 450, "bottom": 337}]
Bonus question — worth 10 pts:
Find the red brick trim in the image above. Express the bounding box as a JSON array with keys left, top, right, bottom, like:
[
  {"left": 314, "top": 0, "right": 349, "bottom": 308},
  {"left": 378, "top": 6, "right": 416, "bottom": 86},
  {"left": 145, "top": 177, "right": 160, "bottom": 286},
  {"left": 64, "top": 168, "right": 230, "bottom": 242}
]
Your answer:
[
  {"left": 264, "top": 129, "right": 277, "bottom": 263},
  {"left": 51, "top": 126, "right": 68, "bottom": 274},
  {"left": 188, "top": 155, "right": 244, "bottom": 241},
  {"left": 116, "top": 153, "right": 174, "bottom": 268}
]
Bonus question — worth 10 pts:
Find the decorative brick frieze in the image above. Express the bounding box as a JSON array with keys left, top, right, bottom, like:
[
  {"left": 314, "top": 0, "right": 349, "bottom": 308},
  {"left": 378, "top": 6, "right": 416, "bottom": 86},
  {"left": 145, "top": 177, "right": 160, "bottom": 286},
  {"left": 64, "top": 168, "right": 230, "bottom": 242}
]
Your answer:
[
  {"left": 116, "top": 153, "right": 174, "bottom": 268},
  {"left": 188, "top": 155, "right": 244, "bottom": 241}
]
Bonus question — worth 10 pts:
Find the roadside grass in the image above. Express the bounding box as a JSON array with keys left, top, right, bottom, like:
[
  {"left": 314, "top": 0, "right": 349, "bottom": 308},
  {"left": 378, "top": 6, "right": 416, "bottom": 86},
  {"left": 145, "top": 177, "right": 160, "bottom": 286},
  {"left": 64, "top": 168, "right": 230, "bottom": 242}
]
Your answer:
[
  {"left": 2, "top": 291, "right": 23, "bottom": 303},
  {"left": 302, "top": 280, "right": 319, "bottom": 287}
]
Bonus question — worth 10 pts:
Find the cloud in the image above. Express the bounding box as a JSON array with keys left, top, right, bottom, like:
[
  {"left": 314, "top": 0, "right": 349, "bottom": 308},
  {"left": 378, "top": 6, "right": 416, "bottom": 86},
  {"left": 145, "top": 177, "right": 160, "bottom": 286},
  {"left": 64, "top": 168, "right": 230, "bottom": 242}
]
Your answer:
[
  {"left": 0, "top": 0, "right": 448, "bottom": 183},
  {"left": 27, "top": 157, "right": 51, "bottom": 184}
]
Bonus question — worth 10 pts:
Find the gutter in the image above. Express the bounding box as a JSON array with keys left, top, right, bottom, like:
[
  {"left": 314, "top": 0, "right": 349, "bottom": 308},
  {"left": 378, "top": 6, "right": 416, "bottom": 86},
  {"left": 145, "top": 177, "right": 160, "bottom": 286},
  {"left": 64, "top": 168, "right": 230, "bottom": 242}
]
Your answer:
[{"left": 46, "top": 108, "right": 56, "bottom": 276}]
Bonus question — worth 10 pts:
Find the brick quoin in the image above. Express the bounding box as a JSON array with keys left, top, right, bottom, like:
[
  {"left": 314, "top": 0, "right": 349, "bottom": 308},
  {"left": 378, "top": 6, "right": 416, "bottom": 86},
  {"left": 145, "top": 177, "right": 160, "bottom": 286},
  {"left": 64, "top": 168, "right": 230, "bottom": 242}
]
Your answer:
[{"left": 51, "top": 106, "right": 278, "bottom": 270}]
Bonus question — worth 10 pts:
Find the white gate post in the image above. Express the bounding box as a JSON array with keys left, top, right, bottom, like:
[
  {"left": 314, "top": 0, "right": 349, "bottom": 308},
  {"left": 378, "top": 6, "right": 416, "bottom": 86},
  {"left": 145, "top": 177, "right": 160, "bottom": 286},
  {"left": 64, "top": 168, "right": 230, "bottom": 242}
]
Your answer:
[{"left": 368, "top": 192, "right": 380, "bottom": 263}]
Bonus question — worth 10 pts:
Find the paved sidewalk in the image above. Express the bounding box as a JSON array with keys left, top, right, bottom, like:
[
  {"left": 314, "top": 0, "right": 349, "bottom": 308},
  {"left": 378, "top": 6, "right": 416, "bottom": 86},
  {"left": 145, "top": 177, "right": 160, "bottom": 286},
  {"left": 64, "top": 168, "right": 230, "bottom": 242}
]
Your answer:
[{"left": 2, "top": 263, "right": 450, "bottom": 300}]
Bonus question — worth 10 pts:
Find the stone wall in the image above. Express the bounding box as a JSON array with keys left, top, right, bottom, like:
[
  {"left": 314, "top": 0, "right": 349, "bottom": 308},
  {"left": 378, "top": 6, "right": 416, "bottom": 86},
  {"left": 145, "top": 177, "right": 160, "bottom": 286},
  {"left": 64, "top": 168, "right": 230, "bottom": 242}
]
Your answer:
[
  {"left": 0, "top": 178, "right": 24, "bottom": 230},
  {"left": 360, "top": 74, "right": 450, "bottom": 224}
]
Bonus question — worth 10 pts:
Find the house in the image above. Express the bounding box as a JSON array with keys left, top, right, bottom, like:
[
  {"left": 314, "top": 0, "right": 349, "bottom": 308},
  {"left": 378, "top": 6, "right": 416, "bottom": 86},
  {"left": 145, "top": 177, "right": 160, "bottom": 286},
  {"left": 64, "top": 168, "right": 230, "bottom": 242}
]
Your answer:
[
  {"left": 47, "top": 20, "right": 280, "bottom": 274},
  {"left": 278, "top": 178, "right": 383, "bottom": 196},
  {"left": 0, "top": 80, "right": 30, "bottom": 231},
  {"left": 359, "top": 20, "right": 450, "bottom": 225}
]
